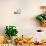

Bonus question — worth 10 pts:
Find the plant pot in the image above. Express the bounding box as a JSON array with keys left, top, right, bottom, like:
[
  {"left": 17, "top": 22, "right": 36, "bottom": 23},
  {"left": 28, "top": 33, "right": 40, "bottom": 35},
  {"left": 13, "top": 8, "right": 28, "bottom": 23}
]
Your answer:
[{"left": 40, "top": 20, "right": 46, "bottom": 27}]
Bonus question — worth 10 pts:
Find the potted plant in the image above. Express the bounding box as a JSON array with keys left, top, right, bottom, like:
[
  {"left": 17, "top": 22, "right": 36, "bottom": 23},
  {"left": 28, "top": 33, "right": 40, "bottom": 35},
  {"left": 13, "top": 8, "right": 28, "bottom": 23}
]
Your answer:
[
  {"left": 36, "top": 6, "right": 46, "bottom": 27},
  {"left": 5, "top": 26, "right": 18, "bottom": 43}
]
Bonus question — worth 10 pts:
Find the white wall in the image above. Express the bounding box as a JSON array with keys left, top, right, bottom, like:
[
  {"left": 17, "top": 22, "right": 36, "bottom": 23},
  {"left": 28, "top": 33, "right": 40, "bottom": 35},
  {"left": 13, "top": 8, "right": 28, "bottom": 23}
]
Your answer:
[{"left": 0, "top": 0, "right": 46, "bottom": 39}]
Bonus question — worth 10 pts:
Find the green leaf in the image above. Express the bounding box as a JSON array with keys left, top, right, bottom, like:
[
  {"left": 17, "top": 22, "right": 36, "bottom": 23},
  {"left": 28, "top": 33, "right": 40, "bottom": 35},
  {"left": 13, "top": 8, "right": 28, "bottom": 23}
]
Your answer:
[{"left": 36, "top": 15, "right": 44, "bottom": 21}]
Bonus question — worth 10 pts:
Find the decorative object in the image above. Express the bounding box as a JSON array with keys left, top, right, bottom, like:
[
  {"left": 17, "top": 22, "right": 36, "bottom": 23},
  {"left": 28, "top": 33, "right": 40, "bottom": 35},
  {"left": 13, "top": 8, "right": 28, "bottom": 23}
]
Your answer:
[
  {"left": 36, "top": 6, "right": 46, "bottom": 27},
  {"left": 5, "top": 26, "right": 18, "bottom": 44}
]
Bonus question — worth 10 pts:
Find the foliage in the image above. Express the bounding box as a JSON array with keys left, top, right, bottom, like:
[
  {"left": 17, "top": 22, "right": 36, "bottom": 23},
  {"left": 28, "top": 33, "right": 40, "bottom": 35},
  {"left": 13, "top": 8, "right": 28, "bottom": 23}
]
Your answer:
[
  {"left": 36, "top": 14, "right": 46, "bottom": 21},
  {"left": 5, "top": 26, "right": 18, "bottom": 39}
]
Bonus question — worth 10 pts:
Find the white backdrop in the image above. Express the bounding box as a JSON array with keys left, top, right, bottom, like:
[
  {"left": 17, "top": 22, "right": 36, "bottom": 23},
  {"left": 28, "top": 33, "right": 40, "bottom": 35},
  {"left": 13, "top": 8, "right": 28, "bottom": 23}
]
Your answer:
[{"left": 0, "top": 0, "right": 46, "bottom": 41}]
